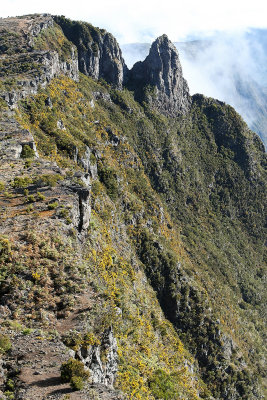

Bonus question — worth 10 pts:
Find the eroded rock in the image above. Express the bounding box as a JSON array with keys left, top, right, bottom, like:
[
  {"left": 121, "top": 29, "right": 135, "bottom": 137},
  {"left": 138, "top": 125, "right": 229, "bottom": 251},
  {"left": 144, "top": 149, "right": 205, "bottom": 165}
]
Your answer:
[
  {"left": 0, "top": 119, "right": 39, "bottom": 159},
  {"left": 128, "top": 34, "right": 191, "bottom": 116},
  {"left": 76, "top": 327, "right": 118, "bottom": 387}
]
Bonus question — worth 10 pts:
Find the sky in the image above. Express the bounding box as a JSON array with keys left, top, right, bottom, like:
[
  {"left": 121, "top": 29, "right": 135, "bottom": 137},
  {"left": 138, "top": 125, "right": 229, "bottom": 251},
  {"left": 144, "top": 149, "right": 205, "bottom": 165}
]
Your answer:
[{"left": 2, "top": 0, "right": 267, "bottom": 44}]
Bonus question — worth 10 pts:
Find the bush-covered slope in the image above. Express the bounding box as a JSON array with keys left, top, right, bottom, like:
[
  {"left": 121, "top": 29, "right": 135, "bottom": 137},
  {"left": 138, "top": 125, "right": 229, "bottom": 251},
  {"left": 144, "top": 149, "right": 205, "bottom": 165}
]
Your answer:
[{"left": 0, "top": 14, "right": 266, "bottom": 400}]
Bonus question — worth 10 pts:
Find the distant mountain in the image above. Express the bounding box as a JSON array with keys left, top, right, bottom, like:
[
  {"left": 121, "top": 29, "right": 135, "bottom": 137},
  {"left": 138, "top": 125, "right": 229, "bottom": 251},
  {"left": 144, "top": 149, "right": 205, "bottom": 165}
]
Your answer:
[{"left": 122, "top": 29, "right": 267, "bottom": 147}]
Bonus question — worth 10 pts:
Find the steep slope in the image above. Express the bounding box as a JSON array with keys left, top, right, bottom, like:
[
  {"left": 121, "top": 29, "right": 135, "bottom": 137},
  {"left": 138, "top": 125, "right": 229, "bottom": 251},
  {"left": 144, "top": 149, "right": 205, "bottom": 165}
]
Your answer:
[{"left": 0, "top": 14, "right": 266, "bottom": 400}]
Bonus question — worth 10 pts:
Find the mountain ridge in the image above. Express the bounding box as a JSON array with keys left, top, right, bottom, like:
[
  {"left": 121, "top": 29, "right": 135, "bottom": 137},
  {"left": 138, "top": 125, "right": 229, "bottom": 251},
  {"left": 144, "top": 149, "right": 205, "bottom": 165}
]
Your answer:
[{"left": 0, "top": 13, "right": 266, "bottom": 400}]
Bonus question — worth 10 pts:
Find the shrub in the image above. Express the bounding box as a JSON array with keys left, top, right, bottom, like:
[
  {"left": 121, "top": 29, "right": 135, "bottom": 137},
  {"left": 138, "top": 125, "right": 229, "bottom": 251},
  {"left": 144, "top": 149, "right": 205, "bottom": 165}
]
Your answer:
[
  {"left": 60, "top": 358, "right": 90, "bottom": 388},
  {"left": 22, "top": 328, "right": 33, "bottom": 335},
  {"left": 35, "top": 174, "right": 63, "bottom": 187},
  {"left": 0, "top": 181, "right": 5, "bottom": 191},
  {"left": 91, "top": 181, "right": 103, "bottom": 197},
  {"left": 98, "top": 166, "right": 118, "bottom": 200},
  {"left": 27, "top": 194, "right": 35, "bottom": 203},
  {"left": 148, "top": 369, "right": 177, "bottom": 400},
  {"left": 62, "top": 331, "right": 82, "bottom": 350},
  {"left": 48, "top": 201, "right": 59, "bottom": 210},
  {"left": 58, "top": 207, "right": 72, "bottom": 224},
  {"left": 70, "top": 376, "right": 84, "bottom": 390},
  {"left": 12, "top": 176, "right": 32, "bottom": 188},
  {"left": 26, "top": 204, "right": 34, "bottom": 213},
  {"left": 24, "top": 160, "right": 32, "bottom": 168},
  {"left": 36, "top": 191, "right": 45, "bottom": 201},
  {"left": 0, "top": 236, "right": 11, "bottom": 260},
  {"left": 0, "top": 334, "right": 11, "bottom": 353},
  {"left": 21, "top": 144, "right": 35, "bottom": 159},
  {"left": 3, "top": 391, "right": 14, "bottom": 400},
  {"left": 6, "top": 379, "right": 15, "bottom": 390}
]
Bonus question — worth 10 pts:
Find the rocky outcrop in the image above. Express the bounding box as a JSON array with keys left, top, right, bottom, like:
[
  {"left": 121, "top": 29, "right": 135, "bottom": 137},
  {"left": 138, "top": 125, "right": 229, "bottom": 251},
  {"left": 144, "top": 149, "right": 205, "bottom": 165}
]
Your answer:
[
  {"left": 69, "top": 185, "right": 91, "bottom": 232},
  {"left": 0, "top": 118, "right": 39, "bottom": 159},
  {"left": 128, "top": 35, "right": 191, "bottom": 116},
  {"left": 78, "top": 188, "right": 91, "bottom": 232},
  {"left": 2, "top": 49, "right": 78, "bottom": 110},
  {"left": 0, "top": 14, "right": 79, "bottom": 110},
  {"left": 27, "top": 14, "right": 54, "bottom": 47},
  {"left": 0, "top": 14, "right": 54, "bottom": 54},
  {"left": 53, "top": 16, "right": 128, "bottom": 88},
  {"left": 79, "top": 146, "right": 98, "bottom": 180},
  {"left": 76, "top": 327, "right": 118, "bottom": 387}
]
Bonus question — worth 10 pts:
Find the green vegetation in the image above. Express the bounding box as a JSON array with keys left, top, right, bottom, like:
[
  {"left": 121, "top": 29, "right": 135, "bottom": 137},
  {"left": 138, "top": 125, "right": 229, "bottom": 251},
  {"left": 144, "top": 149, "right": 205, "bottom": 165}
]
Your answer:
[
  {"left": 0, "top": 55, "right": 40, "bottom": 77},
  {"left": 0, "top": 29, "right": 22, "bottom": 55},
  {"left": 0, "top": 334, "right": 11, "bottom": 353},
  {"left": 21, "top": 144, "right": 35, "bottom": 159},
  {"left": 60, "top": 358, "right": 90, "bottom": 390},
  {"left": 98, "top": 165, "right": 119, "bottom": 200},
  {"left": 12, "top": 176, "right": 32, "bottom": 188},
  {"left": 148, "top": 369, "right": 179, "bottom": 400},
  {"left": 53, "top": 16, "right": 104, "bottom": 55},
  {"left": 48, "top": 201, "right": 59, "bottom": 210},
  {"left": 0, "top": 236, "right": 11, "bottom": 263},
  {"left": 34, "top": 25, "right": 75, "bottom": 62}
]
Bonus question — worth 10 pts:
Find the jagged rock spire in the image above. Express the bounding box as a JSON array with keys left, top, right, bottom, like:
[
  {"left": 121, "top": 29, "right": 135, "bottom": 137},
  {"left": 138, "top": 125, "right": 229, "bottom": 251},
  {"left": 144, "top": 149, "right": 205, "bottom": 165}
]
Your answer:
[{"left": 128, "top": 34, "right": 191, "bottom": 116}]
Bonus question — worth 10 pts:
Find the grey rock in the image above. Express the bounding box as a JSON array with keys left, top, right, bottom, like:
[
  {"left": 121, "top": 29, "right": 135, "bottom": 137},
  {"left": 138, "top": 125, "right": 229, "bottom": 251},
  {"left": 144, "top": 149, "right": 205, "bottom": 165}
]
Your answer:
[
  {"left": 221, "top": 335, "right": 236, "bottom": 360},
  {"left": 102, "top": 327, "right": 118, "bottom": 387},
  {"left": 33, "top": 370, "right": 42, "bottom": 375},
  {"left": 76, "top": 327, "right": 118, "bottom": 388},
  {"left": 45, "top": 96, "right": 53, "bottom": 108},
  {"left": 0, "top": 119, "right": 39, "bottom": 160},
  {"left": 2, "top": 49, "right": 79, "bottom": 110},
  {"left": 80, "top": 146, "right": 98, "bottom": 180},
  {"left": 68, "top": 349, "right": 76, "bottom": 358},
  {"left": 57, "top": 119, "right": 66, "bottom": 130},
  {"left": 92, "top": 91, "right": 112, "bottom": 103},
  {"left": 73, "top": 146, "right": 79, "bottom": 163},
  {"left": 27, "top": 14, "right": 54, "bottom": 47},
  {"left": 0, "top": 359, "right": 6, "bottom": 386},
  {"left": 0, "top": 390, "right": 7, "bottom": 400},
  {"left": 78, "top": 188, "right": 91, "bottom": 232},
  {"left": 128, "top": 34, "right": 191, "bottom": 116},
  {"left": 105, "top": 127, "right": 120, "bottom": 146},
  {"left": 70, "top": 185, "right": 91, "bottom": 232}
]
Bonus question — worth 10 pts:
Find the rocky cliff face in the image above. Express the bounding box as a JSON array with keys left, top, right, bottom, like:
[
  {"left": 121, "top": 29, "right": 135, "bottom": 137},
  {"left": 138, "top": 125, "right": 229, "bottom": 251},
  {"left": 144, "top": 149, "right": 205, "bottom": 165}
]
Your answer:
[
  {"left": 54, "top": 16, "right": 128, "bottom": 88},
  {"left": 127, "top": 34, "right": 191, "bottom": 115},
  {"left": 0, "top": 14, "right": 79, "bottom": 109}
]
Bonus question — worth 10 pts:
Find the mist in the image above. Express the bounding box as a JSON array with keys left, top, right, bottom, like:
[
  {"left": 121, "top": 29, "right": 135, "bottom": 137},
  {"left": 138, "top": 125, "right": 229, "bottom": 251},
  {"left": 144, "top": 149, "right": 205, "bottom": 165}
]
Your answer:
[{"left": 121, "top": 29, "right": 267, "bottom": 147}]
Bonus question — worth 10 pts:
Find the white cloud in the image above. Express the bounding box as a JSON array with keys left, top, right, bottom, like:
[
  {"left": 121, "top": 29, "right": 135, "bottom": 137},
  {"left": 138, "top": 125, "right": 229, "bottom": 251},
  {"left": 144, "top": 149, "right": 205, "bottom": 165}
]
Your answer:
[{"left": 2, "top": 0, "right": 267, "bottom": 44}]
